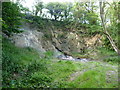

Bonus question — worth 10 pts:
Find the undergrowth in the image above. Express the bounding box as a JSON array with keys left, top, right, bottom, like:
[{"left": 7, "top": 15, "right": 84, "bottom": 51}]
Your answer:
[{"left": 2, "top": 38, "right": 118, "bottom": 88}]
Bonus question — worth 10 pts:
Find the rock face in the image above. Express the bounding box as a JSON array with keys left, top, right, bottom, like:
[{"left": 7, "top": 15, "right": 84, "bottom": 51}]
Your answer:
[
  {"left": 11, "top": 30, "right": 45, "bottom": 52},
  {"left": 10, "top": 23, "right": 56, "bottom": 53},
  {"left": 10, "top": 22, "right": 103, "bottom": 57},
  {"left": 52, "top": 31, "right": 85, "bottom": 55}
]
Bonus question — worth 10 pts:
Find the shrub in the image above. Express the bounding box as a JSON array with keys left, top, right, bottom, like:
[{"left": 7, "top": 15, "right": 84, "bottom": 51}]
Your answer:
[{"left": 104, "top": 56, "right": 119, "bottom": 63}]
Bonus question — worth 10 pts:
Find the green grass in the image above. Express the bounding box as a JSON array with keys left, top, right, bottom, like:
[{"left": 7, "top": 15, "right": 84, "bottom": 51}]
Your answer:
[
  {"left": 72, "top": 47, "right": 119, "bottom": 63},
  {"left": 96, "top": 47, "right": 119, "bottom": 63},
  {"left": 65, "top": 61, "right": 118, "bottom": 88},
  {"left": 2, "top": 38, "right": 118, "bottom": 88}
]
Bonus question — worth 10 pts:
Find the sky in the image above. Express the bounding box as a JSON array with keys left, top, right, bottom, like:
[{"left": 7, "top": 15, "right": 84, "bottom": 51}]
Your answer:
[
  {"left": 11, "top": 0, "right": 117, "bottom": 11},
  {"left": 17, "top": 0, "right": 75, "bottom": 11}
]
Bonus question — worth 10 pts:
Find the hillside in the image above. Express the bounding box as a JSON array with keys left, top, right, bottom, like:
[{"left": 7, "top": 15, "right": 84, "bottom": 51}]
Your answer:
[
  {"left": 2, "top": 0, "right": 119, "bottom": 89},
  {"left": 2, "top": 38, "right": 118, "bottom": 88}
]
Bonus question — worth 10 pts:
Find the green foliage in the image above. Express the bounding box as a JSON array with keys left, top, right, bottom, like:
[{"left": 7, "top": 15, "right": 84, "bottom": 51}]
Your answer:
[
  {"left": 68, "top": 70, "right": 106, "bottom": 88},
  {"left": 28, "top": 16, "right": 49, "bottom": 29},
  {"left": 2, "top": 38, "right": 46, "bottom": 87},
  {"left": 104, "top": 56, "right": 119, "bottom": 63},
  {"left": 2, "top": 1, "right": 119, "bottom": 88},
  {"left": 86, "top": 12, "right": 99, "bottom": 25},
  {"left": 44, "top": 51, "right": 54, "bottom": 59},
  {"left": 2, "top": 38, "right": 118, "bottom": 88},
  {"left": 93, "top": 47, "right": 119, "bottom": 61},
  {"left": 68, "top": 1, "right": 101, "bottom": 35},
  {"left": 46, "top": 2, "right": 71, "bottom": 20},
  {"left": 28, "top": 72, "right": 52, "bottom": 88},
  {"left": 101, "top": 2, "right": 119, "bottom": 51},
  {"left": 18, "top": 3, "right": 30, "bottom": 15},
  {"left": 34, "top": 0, "right": 44, "bottom": 16},
  {"left": 2, "top": 2, "right": 22, "bottom": 36}
]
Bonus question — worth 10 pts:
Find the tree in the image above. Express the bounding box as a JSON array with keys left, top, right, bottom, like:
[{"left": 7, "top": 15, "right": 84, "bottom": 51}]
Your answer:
[
  {"left": 106, "top": 2, "right": 119, "bottom": 47},
  {"left": 2, "top": 2, "right": 21, "bottom": 36},
  {"left": 99, "top": 1, "right": 120, "bottom": 54},
  {"left": 70, "top": 1, "right": 100, "bottom": 34},
  {"left": 46, "top": 2, "right": 66, "bottom": 20},
  {"left": 62, "top": 2, "right": 73, "bottom": 20},
  {"left": 34, "top": 0, "right": 44, "bottom": 16},
  {"left": 20, "top": 6, "right": 30, "bottom": 15}
]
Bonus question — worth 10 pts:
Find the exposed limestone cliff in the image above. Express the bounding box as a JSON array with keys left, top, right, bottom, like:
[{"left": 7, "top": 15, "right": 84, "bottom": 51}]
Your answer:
[{"left": 10, "top": 22, "right": 103, "bottom": 58}]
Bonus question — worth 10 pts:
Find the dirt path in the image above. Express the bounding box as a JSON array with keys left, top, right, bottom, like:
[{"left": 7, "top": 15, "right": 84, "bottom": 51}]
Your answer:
[
  {"left": 68, "top": 61, "right": 118, "bottom": 84},
  {"left": 69, "top": 65, "right": 97, "bottom": 81}
]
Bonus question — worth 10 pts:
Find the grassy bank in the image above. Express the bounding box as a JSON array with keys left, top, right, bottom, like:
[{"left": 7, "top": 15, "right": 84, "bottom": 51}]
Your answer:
[{"left": 2, "top": 38, "right": 118, "bottom": 88}]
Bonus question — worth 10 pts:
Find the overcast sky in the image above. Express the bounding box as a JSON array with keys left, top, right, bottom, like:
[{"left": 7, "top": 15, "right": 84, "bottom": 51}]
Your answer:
[
  {"left": 11, "top": 0, "right": 116, "bottom": 11},
  {"left": 18, "top": 0, "right": 75, "bottom": 11}
]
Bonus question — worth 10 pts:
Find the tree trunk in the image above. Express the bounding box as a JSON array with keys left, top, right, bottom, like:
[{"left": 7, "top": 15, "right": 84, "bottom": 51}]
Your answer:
[
  {"left": 35, "top": 10, "right": 39, "bottom": 16},
  {"left": 104, "top": 31, "right": 120, "bottom": 55},
  {"left": 99, "top": 1, "right": 120, "bottom": 55},
  {"left": 54, "top": 15, "right": 57, "bottom": 20}
]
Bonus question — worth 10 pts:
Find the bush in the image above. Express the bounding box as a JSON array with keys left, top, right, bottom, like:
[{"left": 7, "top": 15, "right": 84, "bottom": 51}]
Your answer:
[
  {"left": 27, "top": 59, "right": 47, "bottom": 73},
  {"left": 2, "top": 2, "right": 22, "bottom": 36},
  {"left": 104, "top": 56, "right": 119, "bottom": 63},
  {"left": 27, "top": 72, "right": 52, "bottom": 88},
  {"left": 2, "top": 38, "right": 47, "bottom": 87}
]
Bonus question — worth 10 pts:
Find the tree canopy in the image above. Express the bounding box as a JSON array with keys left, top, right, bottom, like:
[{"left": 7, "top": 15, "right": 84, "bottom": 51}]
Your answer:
[{"left": 2, "top": 2, "right": 21, "bottom": 36}]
